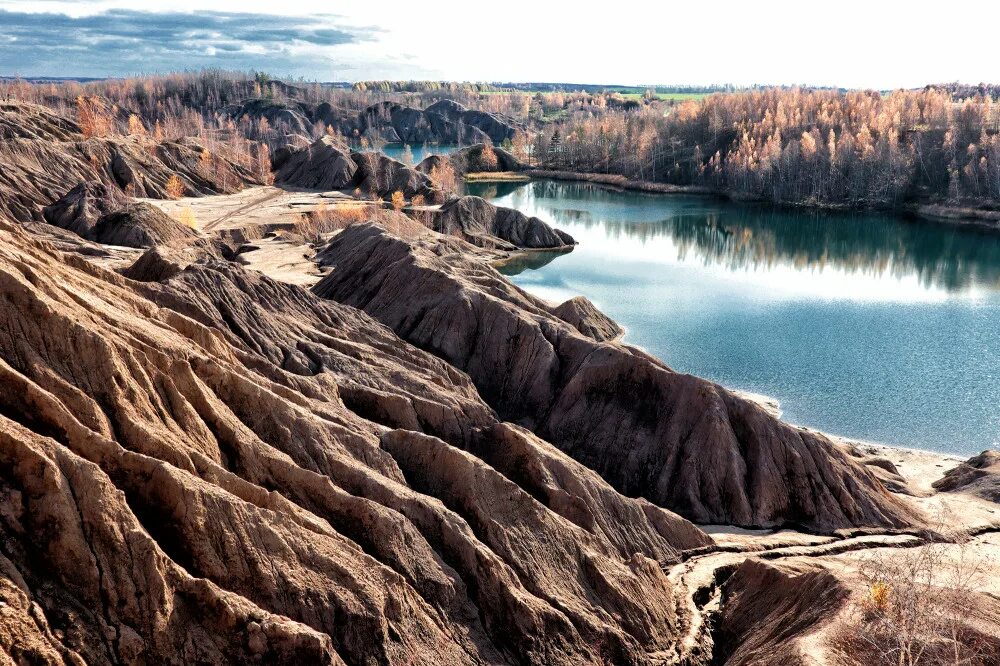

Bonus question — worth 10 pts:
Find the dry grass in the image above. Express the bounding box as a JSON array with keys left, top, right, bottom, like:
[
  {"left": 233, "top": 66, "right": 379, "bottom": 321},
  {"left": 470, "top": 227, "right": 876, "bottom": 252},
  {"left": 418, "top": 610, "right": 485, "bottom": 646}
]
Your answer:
[
  {"left": 464, "top": 171, "right": 530, "bottom": 182},
  {"left": 310, "top": 202, "right": 370, "bottom": 233},
  {"left": 831, "top": 513, "right": 1000, "bottom": 666}
]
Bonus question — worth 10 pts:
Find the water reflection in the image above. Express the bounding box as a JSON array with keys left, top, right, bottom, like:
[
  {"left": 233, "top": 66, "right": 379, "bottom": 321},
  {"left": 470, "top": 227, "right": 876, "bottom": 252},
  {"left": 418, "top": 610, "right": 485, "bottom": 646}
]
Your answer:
[
  {"left": 355, "top": 143, "right": 460, "bottom": 164},
  {"left": 469, "top": 180, "right": 1000, "bottom": 294},
  {"left": 470, "top": 180, "right": 1000, "bottom": 454},
  {"left": 497, "top": 250, "right": 566, "bottom": 276}
]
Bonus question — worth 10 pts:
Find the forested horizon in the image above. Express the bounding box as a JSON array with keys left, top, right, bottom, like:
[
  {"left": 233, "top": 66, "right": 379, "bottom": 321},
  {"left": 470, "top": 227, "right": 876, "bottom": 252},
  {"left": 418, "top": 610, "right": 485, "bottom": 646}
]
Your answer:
[{"left": 5, "top": 70, "right": 1000, "bottom": 210}]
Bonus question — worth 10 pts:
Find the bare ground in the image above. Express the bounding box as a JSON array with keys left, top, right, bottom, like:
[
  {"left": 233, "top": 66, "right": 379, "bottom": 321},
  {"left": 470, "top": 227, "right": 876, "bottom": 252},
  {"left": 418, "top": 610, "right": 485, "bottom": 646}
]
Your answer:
[{"left": 133, "top": 186, "right": 1000, "bottom": 663}]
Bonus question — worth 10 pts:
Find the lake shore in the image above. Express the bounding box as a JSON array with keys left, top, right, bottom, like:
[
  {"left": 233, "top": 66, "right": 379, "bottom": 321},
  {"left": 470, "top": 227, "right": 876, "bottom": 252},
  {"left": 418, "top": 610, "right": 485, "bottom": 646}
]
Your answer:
[
  {"left": 524, "top": 168, "right": 1000, "bottom": 232},
  {"left": 723, "top": 387, "right": 975, "bottom": 488}
]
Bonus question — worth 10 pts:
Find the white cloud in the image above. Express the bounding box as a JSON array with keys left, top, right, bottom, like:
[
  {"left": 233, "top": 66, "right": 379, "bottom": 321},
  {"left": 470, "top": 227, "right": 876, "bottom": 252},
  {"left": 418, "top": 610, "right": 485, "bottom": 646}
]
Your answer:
[{"left": 0, "top": 0, "right": 996, "bottom": 87}]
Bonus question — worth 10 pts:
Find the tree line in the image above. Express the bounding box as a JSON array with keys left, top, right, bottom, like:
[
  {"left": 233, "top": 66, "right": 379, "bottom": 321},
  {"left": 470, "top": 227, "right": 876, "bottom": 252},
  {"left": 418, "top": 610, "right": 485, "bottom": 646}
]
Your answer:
[{"left": 534, "top": 87, "right": 1000, "bottom": 208}]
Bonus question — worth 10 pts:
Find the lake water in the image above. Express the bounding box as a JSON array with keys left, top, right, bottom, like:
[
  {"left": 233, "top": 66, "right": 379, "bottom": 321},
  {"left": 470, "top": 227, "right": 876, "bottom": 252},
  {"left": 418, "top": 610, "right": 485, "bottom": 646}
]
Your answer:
[
  {"left": 371, "top": 143, "right": 459, "bottom": 165},
  {"left": 467, "top": 180, "right": 1000, "bottom": 456}
]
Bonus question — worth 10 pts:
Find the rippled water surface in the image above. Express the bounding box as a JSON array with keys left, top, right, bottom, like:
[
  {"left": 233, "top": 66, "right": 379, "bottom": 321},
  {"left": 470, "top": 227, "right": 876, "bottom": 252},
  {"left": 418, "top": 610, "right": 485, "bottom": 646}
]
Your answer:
[{"left": 468, "top": 180, "right": 1000, "bottom": 455}]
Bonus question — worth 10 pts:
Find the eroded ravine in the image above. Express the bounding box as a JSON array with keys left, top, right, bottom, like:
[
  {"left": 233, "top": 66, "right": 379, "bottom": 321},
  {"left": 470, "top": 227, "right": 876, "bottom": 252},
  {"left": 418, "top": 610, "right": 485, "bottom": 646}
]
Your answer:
[{"left": 664, "top": 525, "right": 1000, "bottom": 665}]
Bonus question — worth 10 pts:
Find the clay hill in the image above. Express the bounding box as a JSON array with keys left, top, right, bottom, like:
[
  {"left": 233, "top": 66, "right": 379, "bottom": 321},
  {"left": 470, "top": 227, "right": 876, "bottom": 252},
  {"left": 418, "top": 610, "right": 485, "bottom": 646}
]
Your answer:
[
  {"left": 313, "top": 225, "right": 917, "bottom": 532},
  {"left": 222, "top": 98, "right": 521, "bottom": 148},
  {"left": 274, "top": 136, "right": 444, "bottom": 202},
  {"left": 2, "top": 88, "right": 999, "bottom": 664},
  {"left": 349, "top": 100, "right": 521, "bottom": 145},
  {"left": 418, "top": 144, "right": 525, "bottom": 176},
  {"left": 419, "top": 196, "right": 575, "bottom": 251},
  {"left": 0, "top": 101, "right": 261, "bottom": 222},
  {"left": 43, "top": 182, "right": 198, "bottom": 248},
  {"left": 0, "top": 216, "right": 725, "bottom": 665},
  {"left": 934, "top": 450, "right": 1000, "bottom": 501}
]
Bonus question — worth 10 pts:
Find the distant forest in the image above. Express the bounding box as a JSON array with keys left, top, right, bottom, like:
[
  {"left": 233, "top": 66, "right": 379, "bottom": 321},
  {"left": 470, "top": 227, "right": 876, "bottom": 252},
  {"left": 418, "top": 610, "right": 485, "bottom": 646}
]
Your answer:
[
  {"left": 4, "top": 70, "right": 1000, "bottom": 210},
  {"left": 535, "top": 87, "right": 1000, "bottom": 209}
]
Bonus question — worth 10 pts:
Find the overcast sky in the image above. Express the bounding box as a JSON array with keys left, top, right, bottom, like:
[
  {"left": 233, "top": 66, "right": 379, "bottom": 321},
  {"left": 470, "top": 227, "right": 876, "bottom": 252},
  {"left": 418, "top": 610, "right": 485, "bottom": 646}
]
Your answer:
[{"left": 1, "top": 0, "right": 997, "bottom": 88}]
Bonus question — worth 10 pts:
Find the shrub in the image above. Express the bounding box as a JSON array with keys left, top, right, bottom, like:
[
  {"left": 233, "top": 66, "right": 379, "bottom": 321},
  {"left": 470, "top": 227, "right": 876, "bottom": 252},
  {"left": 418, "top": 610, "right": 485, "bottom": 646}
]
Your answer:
[
  {"left": 76, "top": 96, "right": 112, "bottom": 138},
  {"left": 127, "top": 114, "right": 146, "bottom": 136},
  {"left": 832, "top": 511, "right": 997, "bottom": 665},
  {"left": 429, "top": 161, "right": 458, "bottom": 194}
]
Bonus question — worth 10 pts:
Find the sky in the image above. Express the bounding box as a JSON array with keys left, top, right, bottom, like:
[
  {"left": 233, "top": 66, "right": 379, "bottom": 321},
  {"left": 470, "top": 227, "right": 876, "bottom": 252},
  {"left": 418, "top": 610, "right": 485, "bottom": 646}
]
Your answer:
[{"left": 1, "top": 0, "right": 998, "bottom": 88}]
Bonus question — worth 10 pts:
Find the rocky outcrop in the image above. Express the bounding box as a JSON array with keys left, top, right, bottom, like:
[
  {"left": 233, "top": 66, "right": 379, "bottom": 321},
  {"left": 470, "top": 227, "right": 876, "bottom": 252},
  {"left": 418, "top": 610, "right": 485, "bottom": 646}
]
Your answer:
[
  {"left": 223, "top": 98, "right": 314, "bottom": 137},
  {"left": 42, "top": 180, "right": 124, "bottom": 237},
  {"left": 89, "top": 202, "right": 198, "bottom": 248},
  {"left": 424, "top": 100, "right": 521, "bottom": 145},
  {"left": 0, "top": 101, "right": 261, "bottom": 222},
  {"left": 0, "top": 100, "right": 80, "bottom": 141},
  {"left": 347, "top": 100, "right": 520, "bottom": 145},
  {"left": 351, "top": 151, "right": 441, "bottom": 201},
  {"left": 0, "top": 217, "right": 711, "bottom": 664},
  {"left": 933, "top": 450, "right": 1000, "bottom": 501},
  {"left": 274, "top": 137, "right": 443, "bottom": 203},
  {"left": 418, "top": 143, "right": 524, "bottom": 175},
  {"left": 43, "top": 184, "right": 197, "bottom": 248},
  {"left": 712, "top": 560, "right": 849, "bottom": 665},
  {"left": 313, "top": 224, "right": 919, "bottom": 532},
  {"left": 430, "top": 196, "right": 575, "bottom": 250},
  {"left": 553, "top": 296, "right": 624, "bottom": 341},
  {"left": 120, "top": 240, "right": 225, "bottom": 282},
  {"left": 274, "top": 136, "right": 358, "bottom": 190}
]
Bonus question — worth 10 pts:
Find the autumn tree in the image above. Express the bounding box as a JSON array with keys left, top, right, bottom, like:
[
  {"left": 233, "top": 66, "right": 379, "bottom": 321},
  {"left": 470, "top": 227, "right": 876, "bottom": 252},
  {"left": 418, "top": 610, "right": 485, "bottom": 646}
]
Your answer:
[
  {"left": 255, "top": 144, "right": 273, "bottom": 185},
  {"left": 390, "top": 190, "right": 406, "bottom": 210},
  {"left": 76, "top": 96, "right": 112, "bottom": 138},
  {"left": 511, "top": 131, "right": 531, "bottom": 164},
  {"left": 429, "top": 160, "right": 458, "bottom": 194},
  {"left": 479, "top": 142, "right": 499, "bottom": 171},
  {"left": 165, "top": 175, "right": 185, "bottom": 199},
  {"left": 127, "top": 114, "right": 146, "bottom": 136}
]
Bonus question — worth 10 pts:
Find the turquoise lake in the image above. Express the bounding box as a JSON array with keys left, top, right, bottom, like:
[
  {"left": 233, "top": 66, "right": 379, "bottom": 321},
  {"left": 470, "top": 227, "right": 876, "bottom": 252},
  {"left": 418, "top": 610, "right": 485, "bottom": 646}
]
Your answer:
[
  {"left": 467, "top": 180, "right": 1000, "bottom": 456},
  {"left": 372, "top": 143, "right": 458, "bottom": 164}
]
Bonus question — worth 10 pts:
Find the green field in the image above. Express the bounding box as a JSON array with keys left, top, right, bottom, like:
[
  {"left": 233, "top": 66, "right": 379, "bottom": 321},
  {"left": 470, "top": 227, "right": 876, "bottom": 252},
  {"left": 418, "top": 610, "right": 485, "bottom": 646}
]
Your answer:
[
  {"left": 476, "top": 88, "right": 718, "bottom": 101},
  {"left": 616, "top": 91, "right": 710, "bottom": 101}
]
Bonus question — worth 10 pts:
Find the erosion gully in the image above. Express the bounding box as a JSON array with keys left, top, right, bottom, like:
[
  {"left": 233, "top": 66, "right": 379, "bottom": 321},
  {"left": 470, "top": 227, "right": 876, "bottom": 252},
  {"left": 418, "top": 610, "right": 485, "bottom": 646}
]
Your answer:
[{"left": 661, "top": 525, "right": 1000, "bottom": 665}]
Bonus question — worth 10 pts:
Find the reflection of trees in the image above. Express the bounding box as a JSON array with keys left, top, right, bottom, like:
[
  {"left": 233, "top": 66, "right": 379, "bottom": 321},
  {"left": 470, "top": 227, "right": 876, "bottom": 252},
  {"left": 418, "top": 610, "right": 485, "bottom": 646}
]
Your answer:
[
  {"left": 466, "top": 181, "right": 525, "bottom": 200},
  {"left": 481, "top": 181, "right": 1000, "bottom": 293}
]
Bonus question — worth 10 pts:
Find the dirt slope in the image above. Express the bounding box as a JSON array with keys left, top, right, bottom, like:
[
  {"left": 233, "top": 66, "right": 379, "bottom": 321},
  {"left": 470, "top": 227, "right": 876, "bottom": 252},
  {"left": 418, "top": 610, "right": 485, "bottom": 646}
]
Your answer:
[
  {"left": 0, "top": 217, "right": 711, "bottom": 664},
  {"left": 313, "top": 224, "right": 919, "bottom": 532}
]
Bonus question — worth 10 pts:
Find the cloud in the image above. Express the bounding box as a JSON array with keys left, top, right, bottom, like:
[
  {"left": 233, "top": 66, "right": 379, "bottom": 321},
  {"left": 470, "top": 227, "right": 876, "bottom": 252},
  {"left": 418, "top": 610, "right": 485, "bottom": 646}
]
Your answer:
[{"left": 0, "top": 8, "right": 379, "bottom": 78}]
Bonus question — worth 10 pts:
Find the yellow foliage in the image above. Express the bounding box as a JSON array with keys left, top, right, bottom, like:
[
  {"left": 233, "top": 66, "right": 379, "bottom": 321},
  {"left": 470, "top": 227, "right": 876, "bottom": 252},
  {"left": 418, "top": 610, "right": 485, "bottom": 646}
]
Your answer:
[
  {"left": 865, "top": 582, "right": 891, "bottom": 614},
  {"left": 479, "top": 143, "right": 498, "bottom": 170},
  {"left": 390, "top": 190, "right": 406, "bottom": 211},
  {"left": 127, "top": 114, "right": 146, "bottom": 136},
  {"left": 76, "top": 96, "right": 112, "bottom": 138},
  {"left": 429, "top": 161, "right": 458, "bottom": 194},
  {"left": 178, "top": 207, "right": 197, "bottom": 229},
  {"left": 165, "top": 175, "right": 185, "bottom": 199}
]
